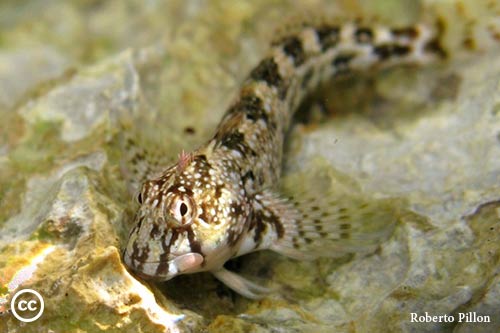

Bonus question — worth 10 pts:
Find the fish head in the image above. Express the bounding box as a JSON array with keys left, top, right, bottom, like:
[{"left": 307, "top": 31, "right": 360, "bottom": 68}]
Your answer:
[{"left": 123, "top": 152, "right": 250, "bottom": 281}]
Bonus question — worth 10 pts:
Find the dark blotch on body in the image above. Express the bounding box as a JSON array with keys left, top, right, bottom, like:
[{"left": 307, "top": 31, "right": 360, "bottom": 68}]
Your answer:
[
  {"left": 218, "top": 131, "right": 256, "bottom": 158},
  {"left": 424, "top": 18, "right": 447, "bottom": 58},
  {"left": 242, "top": 170, "right": 255, "bottom": 183},
  {"left": 166, "top": 184, "right": 193, "bottom": 197},
  {"left": 150, "top": 223, "right": 161, "bottom": 239},
  {"left": 355, "top": 27, "right": 373, "bottom": 43},
  {"left": 214, "top": 184, "right": 224, "bottom": 199},
  {"left": 250, "top": 58, "right": 288, "bottom": 99},
  {"left": 332, "top": 54, "right": 355, "bottom": 73},
  {"left": 242, "top": 170, "right": 257, "bottom": 188},
  {"left": 280, "top": 36, "right": 306, "bottom": 66},
  {"left": 253, "top": 219, "right": 267, "bottom": 245},
  {"left": 193, "top": 154, "right": 211, "bottom": 169},
  {"left": 251, "top": 206, "right": 285, "bottom": 248},
  {"left": 227, "top": 95, "right": 268, "bottom": 124},
  {"left": 272, "top": 216, "right": 285, "bottom": 239},
  {"left": 374, "top": 44, "right": 411, "bottom": 60},
  {"left": 424, "top": 39, "right": 447, "bottom": 58},
  {"left": 199, "top": 202, "right": 212, "bottom": 224},
  {"left": 316, "top": 25, "right": 340, "bottom": 50},
  {"left": 392, "top": 27, "right": 419, "bottom": 39}
]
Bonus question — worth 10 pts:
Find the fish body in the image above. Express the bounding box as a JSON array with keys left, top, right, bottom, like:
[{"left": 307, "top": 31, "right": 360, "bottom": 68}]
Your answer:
[{"left": 122, "top": 19, "right": 480, "bottom": 298}]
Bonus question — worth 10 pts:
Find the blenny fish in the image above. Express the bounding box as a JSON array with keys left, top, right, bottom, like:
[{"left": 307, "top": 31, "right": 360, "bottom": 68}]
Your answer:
[{"left": 122, "top": 17, "right": 496, "bottom": 298}]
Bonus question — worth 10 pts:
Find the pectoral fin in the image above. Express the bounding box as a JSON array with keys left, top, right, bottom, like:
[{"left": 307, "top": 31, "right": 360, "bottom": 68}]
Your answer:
[
  {"left": 241, "top": 162, "right": 400, "bottom": 260},
  {"left": 212, "top": 268, "right": 272, "bottom": 299},
  {"left": 269, "top": 162, "right": 400, "bottom": 260}
]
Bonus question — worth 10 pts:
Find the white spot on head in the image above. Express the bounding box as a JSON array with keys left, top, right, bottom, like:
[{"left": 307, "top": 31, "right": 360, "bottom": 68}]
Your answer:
[{"left": 231, "top": 150, "right": 242, "bottom": 158}]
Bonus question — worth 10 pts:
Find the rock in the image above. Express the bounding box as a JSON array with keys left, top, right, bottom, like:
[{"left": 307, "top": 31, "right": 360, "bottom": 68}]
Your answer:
[
  {"left": 19, "top": 51, "right": 143, "bottom": 142},
  {"left": 0, "top": 47, "right": 70, "bottom": 111}
]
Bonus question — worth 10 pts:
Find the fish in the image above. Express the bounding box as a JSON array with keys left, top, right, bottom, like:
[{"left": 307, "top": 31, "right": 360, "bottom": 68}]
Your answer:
[{"left": 121, "top": 17, "right": 494, "bottom": 299}]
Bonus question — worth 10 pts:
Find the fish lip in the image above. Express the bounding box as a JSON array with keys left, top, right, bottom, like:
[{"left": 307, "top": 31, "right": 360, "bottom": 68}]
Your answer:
[
  {"left": 123, "top": 249, "right": 205, "bottom": 280},
  {"left": 125, "top": 259, "right": 172, "bottom": 281},
  {"left": 131, "top": 259, "right": 170, "bottom": 264},
  {"left": 124, "top": 254, "right": 185, "bottom": 265}
]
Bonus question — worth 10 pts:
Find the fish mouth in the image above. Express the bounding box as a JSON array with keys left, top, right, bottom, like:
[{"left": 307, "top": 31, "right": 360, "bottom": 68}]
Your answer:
[
  {"left": 123, "top": 251, "right": 205, "bottom": 280},
  {"left": 129, "top": 266, "right": 169, "bottom": 281},
  {"left": 123, "top": 256, "right": 172, "bottom": 281}
]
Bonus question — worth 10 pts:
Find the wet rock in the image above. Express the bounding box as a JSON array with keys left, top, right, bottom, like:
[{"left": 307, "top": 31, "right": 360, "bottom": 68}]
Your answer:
[
  {"left": 0, "top": 152, "right": 107, "bottom": 247},
  {"left": 0, "top": 47, "right": 70, "bottom": 111},
  {"left": 19, "top": 51, "right": 143, "bottom": 142}
]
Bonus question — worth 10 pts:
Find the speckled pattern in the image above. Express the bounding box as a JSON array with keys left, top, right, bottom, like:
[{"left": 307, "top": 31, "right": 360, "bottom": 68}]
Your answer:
[{"left": 122, "top": 19, "right": 484, "bottom": 298}]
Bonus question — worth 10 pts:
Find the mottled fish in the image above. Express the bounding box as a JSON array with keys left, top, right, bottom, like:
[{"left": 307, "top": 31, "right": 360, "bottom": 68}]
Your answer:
[{"left": 122, "top": 17, "right": 498, "bottom": 298}]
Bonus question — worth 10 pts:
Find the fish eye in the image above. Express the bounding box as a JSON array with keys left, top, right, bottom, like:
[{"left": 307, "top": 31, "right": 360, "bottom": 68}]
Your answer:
[
  {"left": 168, "top": 196, "right": 194, "bottom": 227},
  {"left": 136, "top": 191, "right": 143, "bottom": 204},
  {"left": 180, "top": 202, "right": 188, "bottom": 216}
]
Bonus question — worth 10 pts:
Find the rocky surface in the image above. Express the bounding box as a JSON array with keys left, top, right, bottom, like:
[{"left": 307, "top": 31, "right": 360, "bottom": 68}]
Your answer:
[{"left": 0, "top": 0, "right": 499, "bottom": 332}]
